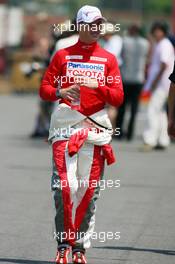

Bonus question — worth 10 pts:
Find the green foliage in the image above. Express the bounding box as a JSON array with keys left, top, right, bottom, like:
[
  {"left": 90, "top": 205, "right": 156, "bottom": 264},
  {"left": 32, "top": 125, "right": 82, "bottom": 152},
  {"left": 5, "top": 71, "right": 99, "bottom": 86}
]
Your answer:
[
  {"left": 144, "top": 0, "right": 172, "bottom": 13},
  {"left": 66, "top": 0, "right": 100, "bottom": 15},
  {"left": 74, "top": 0, "right": 99, "bottom": 8},
  {"left": 66, "top": 0, "right": 172, "bottom": 16}
]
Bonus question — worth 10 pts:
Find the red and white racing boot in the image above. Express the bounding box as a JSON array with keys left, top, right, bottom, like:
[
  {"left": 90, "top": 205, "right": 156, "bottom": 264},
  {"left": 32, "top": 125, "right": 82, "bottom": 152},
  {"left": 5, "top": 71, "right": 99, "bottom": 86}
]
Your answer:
[
  {"left": 72, "top": 251, "right": 87, "bottom": 264},
  {"left": 55, "top": 246, "right": 70, "bottom": 264}
]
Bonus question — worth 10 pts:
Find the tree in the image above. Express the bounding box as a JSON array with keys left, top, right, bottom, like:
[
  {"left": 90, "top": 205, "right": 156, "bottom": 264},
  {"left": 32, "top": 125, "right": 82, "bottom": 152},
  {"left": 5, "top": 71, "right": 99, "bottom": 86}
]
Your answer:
[
  {"left": 66, "top": 0, "right": 100, "bottom": 16},
  {"left": 144, "top": 0, "right": 171, "bottom": 13}
]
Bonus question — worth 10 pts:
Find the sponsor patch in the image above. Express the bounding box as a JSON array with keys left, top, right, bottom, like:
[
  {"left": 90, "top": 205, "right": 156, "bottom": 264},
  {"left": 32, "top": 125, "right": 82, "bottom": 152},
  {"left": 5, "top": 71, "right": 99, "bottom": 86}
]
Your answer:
[
  {"left": 90, "top": 56, "right": 107, "bottom": 62},
  {"left": 65, "top": 55, "right": 83, "bottom": 60},
  {"left": 66, "top": 61, "right": 105, "bottom": 78}
]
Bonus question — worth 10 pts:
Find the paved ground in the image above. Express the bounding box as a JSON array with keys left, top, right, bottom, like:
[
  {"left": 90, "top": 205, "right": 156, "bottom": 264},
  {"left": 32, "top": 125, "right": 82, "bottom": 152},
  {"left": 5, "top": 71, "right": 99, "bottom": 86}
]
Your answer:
[{"left": 0, "top": 95, "right": 175, "bottom": 264}]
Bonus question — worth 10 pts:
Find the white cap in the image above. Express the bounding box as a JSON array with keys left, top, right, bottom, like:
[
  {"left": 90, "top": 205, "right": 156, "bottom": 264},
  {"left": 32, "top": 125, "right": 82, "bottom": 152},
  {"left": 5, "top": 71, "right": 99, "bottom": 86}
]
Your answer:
[{"left": 76, "top": 5, "right": 106, "bottom": 24}]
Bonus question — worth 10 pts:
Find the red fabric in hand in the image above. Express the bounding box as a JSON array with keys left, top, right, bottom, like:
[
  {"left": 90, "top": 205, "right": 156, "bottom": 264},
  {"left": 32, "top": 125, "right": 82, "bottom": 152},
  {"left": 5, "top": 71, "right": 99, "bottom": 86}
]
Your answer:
[
  {"left": 68, "top": 129, "right": 88, "bottom": 157},
  {"left": 102, "top": 144, "right": 116, "bottom": 165}
]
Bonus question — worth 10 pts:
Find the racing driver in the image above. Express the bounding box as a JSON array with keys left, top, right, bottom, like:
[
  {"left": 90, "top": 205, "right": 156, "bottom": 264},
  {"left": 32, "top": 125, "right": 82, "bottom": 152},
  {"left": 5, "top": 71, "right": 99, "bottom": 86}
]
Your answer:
[{"left": 39, "top": 5, "right": 124, "bottom": 264}]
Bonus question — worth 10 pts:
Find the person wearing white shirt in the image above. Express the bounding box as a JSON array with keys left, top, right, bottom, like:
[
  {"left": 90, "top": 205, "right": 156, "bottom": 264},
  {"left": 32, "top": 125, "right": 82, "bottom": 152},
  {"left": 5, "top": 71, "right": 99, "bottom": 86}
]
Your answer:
[
  {"left": 103, "top": 26, "right": 123, "bottom": 67},
  {"left": 116, "top": 25, "right": 149, "bottom": 140},
  {"left": 168, "top": 63, "right": 175, "bottom": 138},
  {"left": 142, "top": 22, "right": 174, "bottom": 151},
  {"left": 102, "top": 23, "right": 123, "bottom": 132}
]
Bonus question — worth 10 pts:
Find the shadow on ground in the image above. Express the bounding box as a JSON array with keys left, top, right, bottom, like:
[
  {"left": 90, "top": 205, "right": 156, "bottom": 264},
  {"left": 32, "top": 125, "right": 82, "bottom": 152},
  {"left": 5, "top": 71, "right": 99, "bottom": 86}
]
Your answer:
[
  {"left": 94, "top": 246, "right": 175, "bottom": 256},
  {"left": 0, "top": 259, "right": 54, "bottom": 264}
]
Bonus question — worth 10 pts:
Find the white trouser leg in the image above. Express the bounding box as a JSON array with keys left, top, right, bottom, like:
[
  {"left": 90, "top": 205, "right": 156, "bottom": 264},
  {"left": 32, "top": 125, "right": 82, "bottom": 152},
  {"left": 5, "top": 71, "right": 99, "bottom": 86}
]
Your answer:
[
  {"left": 158, "top": 110, "right": 170, "bottom": 147},
  {"left": 143, "top": 89, "right": 169, "bottom": 147},
  {"left": 74, "top": 143, "right": 105, "bottom": 250}
]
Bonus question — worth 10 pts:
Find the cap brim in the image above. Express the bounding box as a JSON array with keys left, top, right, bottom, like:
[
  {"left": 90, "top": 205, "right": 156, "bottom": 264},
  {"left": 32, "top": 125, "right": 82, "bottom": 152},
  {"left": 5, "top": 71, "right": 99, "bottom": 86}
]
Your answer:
[
  {"left": 96, "top": 16, "right": 107, "bottom": 22},
  {"left": 88, "top": 16, "right": 107, "bottom": 23},
  {"left": 77, "top": 16, "right": 107, "bottom": 24}
]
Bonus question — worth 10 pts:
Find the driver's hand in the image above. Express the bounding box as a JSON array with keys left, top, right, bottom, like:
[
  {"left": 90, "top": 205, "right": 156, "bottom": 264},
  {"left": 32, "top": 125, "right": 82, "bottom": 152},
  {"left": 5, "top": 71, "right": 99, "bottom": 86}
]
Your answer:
[{"left": 60, "top": 84, "right": 80, "bottom": 102}]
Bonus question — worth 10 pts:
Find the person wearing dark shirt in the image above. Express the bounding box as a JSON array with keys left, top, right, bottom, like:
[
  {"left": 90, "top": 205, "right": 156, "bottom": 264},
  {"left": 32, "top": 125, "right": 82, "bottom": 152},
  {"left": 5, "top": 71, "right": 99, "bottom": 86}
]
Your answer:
[{"left": 168, "top": 62, "right": 175, "bottom": 138}]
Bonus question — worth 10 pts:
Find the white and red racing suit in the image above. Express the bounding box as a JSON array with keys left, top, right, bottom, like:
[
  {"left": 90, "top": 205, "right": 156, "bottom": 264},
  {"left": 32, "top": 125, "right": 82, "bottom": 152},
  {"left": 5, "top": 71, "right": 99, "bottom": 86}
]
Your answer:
[{"left": 39, "top": 39, "right": 124, "bottom": 250}]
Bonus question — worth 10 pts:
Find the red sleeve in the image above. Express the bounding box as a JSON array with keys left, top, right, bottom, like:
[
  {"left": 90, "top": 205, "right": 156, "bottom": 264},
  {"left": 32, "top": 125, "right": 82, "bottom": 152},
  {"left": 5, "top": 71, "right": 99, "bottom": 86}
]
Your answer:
[
  {"left": 97, "top": 55, "right": 124, "bottom": 107},
  {"left": 39, "top": 51, "right": 62, "bottom": 101}
]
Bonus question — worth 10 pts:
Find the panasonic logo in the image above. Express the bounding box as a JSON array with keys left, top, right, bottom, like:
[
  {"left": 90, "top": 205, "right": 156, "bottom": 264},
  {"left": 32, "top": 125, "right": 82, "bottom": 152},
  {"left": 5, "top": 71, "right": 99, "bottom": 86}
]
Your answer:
[{"left": 67, "top": 62, "right": 104, "bottom": 71}]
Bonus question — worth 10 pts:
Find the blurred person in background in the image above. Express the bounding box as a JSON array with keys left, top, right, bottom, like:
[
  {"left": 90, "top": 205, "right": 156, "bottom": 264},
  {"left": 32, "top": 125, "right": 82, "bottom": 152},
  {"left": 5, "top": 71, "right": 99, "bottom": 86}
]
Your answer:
[
  {"left": 53, "top": 19, "right": 79, "bottom": 55},
  {"left": 168, "top": 34, "right": 175, "bottom": 48},
  {"left": 29, "top": 36, "right": 52, "bottom": 138},
  {"left": 142, "top": 22, "right": 174, "bottom": 151},
  {"left": 102, "top": 22, "right": 123, "bottom": 131},
  {"left": 0, "top": 48, "right": 6, "bottom": 74},
  {"left": 168, "top": 62, "right": 175, "bottom": 138},
  {"left": 116, "top": 25, "right": 149, "bottom": 141},
  {"left": 22, "top": 24, "right": 37, "bottom": 49},
  {"left": 31, "top": 19, "right": 78, "bottom": 138},
  {"left": 103, "top": 22, "right": 123, "bottom": 67}
]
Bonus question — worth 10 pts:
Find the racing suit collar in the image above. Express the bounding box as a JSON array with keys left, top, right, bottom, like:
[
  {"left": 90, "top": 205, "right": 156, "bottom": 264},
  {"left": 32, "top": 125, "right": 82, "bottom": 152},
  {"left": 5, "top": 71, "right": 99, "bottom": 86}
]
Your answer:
[{"left": 76, "top": 39, "right": 99, "bottom": 51}]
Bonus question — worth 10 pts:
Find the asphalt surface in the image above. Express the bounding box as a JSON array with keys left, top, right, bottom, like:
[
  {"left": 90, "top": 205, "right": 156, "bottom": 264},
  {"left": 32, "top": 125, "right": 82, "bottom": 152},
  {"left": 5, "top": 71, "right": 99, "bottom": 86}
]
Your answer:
[{"left": 0, "top": 94, "right": 175, "bottom": 264}]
